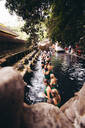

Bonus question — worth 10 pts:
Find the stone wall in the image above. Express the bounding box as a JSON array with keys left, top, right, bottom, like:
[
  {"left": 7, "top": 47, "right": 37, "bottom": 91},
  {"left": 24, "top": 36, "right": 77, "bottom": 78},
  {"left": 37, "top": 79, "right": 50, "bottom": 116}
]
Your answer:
[
  {"left": 0, "top": 67, "right": 25, "bottom": 128},
  {"left": 60, "top": 83, "right": 85, "bottom": 128}
]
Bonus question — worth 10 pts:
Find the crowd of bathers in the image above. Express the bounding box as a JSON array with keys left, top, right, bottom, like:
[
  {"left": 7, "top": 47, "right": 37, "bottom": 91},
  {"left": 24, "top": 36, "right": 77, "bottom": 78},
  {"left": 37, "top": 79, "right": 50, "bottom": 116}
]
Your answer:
[{"left": 41, "top": 50, "right": 61, "bottom": 107}]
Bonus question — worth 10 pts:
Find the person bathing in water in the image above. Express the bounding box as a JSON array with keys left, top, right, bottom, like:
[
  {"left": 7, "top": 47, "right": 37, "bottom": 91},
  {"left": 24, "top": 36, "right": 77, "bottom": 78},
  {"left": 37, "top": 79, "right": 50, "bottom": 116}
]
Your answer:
[
  {"left": 44, "top": 79, "right": 52, "bottom": 101},
  {"left": 44, "top": 61, "right": 49, "bottom": 70},
  {"left": 46, "top": 56, "right": 51, "bottom": 63},
  {"left": 50, "top": 74, "right": 58, "bottom": 89},
  {"left": 41, "top": 61, "right": 45, "bottom": 69},
  {"left": 51, "top": 89, "right": 61, "bottom": 106},
  {"left": 43, "top": 67, "right": 51, "bottom": 83},
  {"left": 44, "top": 79, "right": 61, "bottom": 106},
  {"left": 47, "top": 62, "right": 53, "bottom": 72}
]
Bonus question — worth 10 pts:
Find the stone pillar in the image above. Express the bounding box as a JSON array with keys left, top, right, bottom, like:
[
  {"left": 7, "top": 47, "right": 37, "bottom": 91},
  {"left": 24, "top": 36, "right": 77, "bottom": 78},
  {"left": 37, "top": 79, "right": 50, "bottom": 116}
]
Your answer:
[{"left": 0, "top": 67, "right": 25, "bottom": 128}]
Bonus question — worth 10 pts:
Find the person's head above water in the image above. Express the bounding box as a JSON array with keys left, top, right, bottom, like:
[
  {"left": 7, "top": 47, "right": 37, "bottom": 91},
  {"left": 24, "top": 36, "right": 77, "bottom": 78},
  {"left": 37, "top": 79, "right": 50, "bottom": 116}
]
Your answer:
[
  {"left": 52, "top": 89, "right": 59, "bottom": 97},
  {"left": 50, "top": 74, "right": 55, "bottom": 78},
  {"left": 44, "top": 67, "right": 48, "bottom": 71},
  {"left": 52, "top": 89, "right": 58, "bottom": 93},
  {"left": 46, "top": 61, "right": 48, "bottom": 65},
  {"left": 47, "top": 56, "right": 49, "bottom": 58}
]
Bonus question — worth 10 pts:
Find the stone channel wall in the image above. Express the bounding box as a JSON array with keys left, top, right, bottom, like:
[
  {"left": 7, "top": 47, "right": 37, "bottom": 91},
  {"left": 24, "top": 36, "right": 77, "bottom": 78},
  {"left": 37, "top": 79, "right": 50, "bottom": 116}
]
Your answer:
[
  {"left": 0, "top": 67, "right": 85, "bottom": 128},
  {"left": 0, "top": 45, "right": 37, "bottom": 67}
]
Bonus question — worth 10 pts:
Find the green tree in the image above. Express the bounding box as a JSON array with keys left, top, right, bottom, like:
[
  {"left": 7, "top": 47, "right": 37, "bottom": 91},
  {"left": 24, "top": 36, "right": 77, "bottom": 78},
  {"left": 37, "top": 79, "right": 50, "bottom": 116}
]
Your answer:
[
  {"left": 6, "top": 0, "right": 85, "bottom": 49},
  {"left": 46, "top": 0, "right": 85, "bottom": 47},
  {"left": 5, "top": 0, "right": 51, "bottom": 44}
]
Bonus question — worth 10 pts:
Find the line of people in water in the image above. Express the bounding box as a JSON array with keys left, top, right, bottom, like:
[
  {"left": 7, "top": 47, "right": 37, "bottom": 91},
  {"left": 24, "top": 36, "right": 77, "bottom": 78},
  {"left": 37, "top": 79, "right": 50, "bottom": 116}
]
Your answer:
[{"left": 41, "top": 50, "right": 61, "bottom": 107}]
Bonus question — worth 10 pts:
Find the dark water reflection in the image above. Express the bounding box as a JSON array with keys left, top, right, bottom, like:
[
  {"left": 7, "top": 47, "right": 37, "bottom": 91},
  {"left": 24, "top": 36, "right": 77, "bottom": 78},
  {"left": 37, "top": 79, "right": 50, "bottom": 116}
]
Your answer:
[
  {"left": 25, "top": 53, "right": 85, "bottom": 106},
  {"left": 52, "top": 53, "right": 85, "bottom": 105}
]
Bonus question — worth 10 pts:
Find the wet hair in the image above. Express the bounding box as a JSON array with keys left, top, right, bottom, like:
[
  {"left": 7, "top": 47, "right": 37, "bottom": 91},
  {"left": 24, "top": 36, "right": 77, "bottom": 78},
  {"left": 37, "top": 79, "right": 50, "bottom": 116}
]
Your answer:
[
  {"left": 47, "top": 56, "right": 49, "bottom": 58},
  {"left": 46, "top": 61, "right": 48, "bottom": 65},
  {"left": 41, "top": 61, "right": 44, "bottom": 64},
  {"left": 45, "top": 67, "right": 48, "bottom": 71},
  {"left": 52, "top": 89, "right": 58, "bottom": 97},
  {"left": 50, "top": 74, "right": 55, "bottom": 78}
]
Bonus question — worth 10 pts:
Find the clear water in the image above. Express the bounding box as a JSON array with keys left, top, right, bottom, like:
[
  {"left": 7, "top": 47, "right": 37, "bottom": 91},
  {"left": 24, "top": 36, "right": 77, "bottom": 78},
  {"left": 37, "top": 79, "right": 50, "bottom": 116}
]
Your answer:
[
  {"left": 25, "top": 53, "right": 85, "bottom": 106},
  {"left": 25, "top": 56, "right": 45, "bottom": 104}
]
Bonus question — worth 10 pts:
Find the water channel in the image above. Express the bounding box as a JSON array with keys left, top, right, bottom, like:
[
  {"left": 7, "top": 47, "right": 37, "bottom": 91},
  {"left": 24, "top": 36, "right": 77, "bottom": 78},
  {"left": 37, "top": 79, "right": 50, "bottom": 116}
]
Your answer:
[{"left": 24, "top": 52, "right": 85, "bottom": 106}]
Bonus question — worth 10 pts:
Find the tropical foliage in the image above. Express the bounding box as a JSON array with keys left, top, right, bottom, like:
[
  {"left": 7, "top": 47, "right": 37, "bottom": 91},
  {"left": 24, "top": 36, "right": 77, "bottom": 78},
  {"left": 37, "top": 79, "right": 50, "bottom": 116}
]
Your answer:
[
  {"left": 46, "top": 0, "right": 85, "bottom": 47},
  {"left": 5, "top": 0, "right": 85, "bottom": 49}
]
